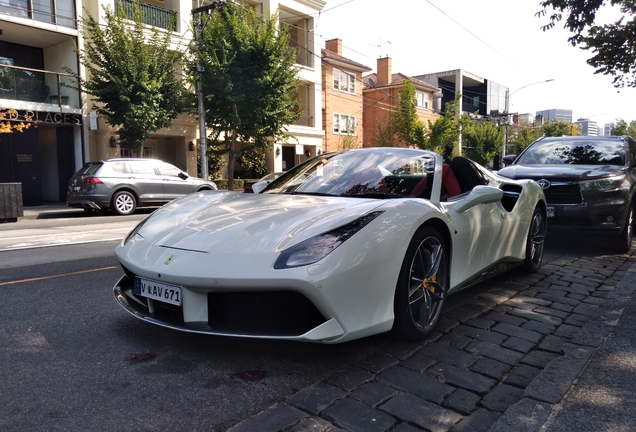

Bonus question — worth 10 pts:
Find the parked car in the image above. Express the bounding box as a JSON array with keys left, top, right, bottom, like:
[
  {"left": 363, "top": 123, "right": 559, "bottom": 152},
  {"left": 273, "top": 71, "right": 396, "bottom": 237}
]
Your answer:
[
  {"left": 243, "top": 172, "right": 283, "bottom": 193},
  {"left": 113, "top": 147, "right": 546, "bottom": 343},
  {"left": 66, "top": 158, "right": 217, "bottom": 215},
  {"left": 499, "top": 135, "right": 636, "bottom": 253}
]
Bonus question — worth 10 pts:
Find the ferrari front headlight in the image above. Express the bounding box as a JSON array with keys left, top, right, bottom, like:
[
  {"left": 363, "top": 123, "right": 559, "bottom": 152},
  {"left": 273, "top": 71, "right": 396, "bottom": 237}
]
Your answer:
[
  {"left": 274, "top": 211, "right": 384, "bottom": 269},
  {"left": 579, "top": 175, "right": 626, "bottom": 191},
  {"left": 123, "top": 217, "right": 149, "bottom": 245}
]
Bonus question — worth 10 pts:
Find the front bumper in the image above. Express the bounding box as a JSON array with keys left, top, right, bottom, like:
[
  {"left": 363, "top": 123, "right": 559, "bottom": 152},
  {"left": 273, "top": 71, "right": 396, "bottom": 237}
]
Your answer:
[
  {"left": 113, "top": 274, "right": 348, "bottom": 343},
  {"left": 546, "top": 195, "right": 629, "bottom": 232}
]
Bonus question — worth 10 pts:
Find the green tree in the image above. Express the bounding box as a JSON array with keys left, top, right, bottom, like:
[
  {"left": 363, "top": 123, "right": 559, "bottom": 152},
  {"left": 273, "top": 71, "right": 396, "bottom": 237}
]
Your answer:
[
  {"left": 391, "top": 80, "right": 427, "bottom": 147},
  {"left": 537, "top": 0, "right": 636, "bottom": 87},
  {"left": 425, "top": 93, "right": 471, "bottom": 159},
  {"left": 194, "top": 2, "right": 301, "bottom": 190},
  {"left": 612, "top": 118, "right": 629, "bottom": 135},
  {"left": 370, "top": 119, "right": 395, "bottom": 147},
  {"left": 463, "top": 121, "right": 503, "bottom": 167},
  {"left": 507, "top": 123, "right": 544, "bottom": 155},
  {"left": 237, "top": 145, "right": 268, "bottom": 178},
  {"left": 542, "top": 120, "right": 573, "bottom": 137},
  {"left": 72, "top": 2, "right": 187, "bottom": 151},
  {"left": 611, "top": 119, "right": 636, "bottom": 138}
]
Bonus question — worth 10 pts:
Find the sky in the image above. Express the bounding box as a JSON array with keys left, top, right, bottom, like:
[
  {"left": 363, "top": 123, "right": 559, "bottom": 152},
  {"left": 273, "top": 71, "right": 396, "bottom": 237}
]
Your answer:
[{"left": 312, "top": 0, "right": 634, "bottom": 128}]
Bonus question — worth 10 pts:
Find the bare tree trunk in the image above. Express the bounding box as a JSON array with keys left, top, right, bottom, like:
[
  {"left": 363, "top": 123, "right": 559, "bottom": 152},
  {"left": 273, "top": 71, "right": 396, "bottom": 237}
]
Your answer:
[{"left": 227, "top": 129, "right": 237, "bottom": 191}]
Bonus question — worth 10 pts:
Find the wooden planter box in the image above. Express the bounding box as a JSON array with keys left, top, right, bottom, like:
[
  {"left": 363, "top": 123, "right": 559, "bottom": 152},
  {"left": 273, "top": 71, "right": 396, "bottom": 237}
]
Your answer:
[{"left": 0, "top": 183, "right": 24, "bottom": 223}]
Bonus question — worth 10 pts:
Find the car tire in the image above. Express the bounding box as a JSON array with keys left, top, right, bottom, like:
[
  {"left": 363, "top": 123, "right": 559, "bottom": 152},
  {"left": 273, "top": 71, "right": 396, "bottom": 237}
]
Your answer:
[
  {"left": 111, "top": 191, "right": 136, "bottom": 216},
  {"left": 520, "top": 206, "right": 547, "bottom": 274},
  {"left": 615, "top": 202, "right": 634, "bottom": 254},
  {"left": 392, "top": 226, "right": 449, "bottom": 341}
]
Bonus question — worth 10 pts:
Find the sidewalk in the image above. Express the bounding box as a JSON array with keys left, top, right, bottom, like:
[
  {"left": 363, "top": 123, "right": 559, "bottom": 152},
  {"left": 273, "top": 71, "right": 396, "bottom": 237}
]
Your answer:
[
  {"left": 20, "top": 203, "right": 81, "bottom": 220},
  {"left": 489, "top": 261, "right": 636, "bottom": 431}
]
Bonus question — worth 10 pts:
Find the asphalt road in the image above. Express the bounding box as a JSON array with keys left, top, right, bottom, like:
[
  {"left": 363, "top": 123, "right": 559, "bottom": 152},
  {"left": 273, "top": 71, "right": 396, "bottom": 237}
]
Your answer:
[
  {"left": 0, "top": 207, "right": 632, "bottom": 431},
  {"left": 0, "top": 209, "right": 499, "bottom": 431}
]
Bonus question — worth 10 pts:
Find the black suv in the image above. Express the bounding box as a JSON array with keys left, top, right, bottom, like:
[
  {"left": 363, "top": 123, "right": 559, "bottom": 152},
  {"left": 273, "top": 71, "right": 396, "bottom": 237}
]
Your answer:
[
  {"left": 67, "top": 158, "right": 217, "bottom": 215},
  {"left": 498, "top": 135, "right": 636, "bottom": 252}
]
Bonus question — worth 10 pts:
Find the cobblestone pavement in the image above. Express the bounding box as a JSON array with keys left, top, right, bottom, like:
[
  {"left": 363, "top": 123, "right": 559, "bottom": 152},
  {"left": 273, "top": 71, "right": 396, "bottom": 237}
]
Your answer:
[{"left": 227, "top": 245, "right": 636, "bottom": 432}]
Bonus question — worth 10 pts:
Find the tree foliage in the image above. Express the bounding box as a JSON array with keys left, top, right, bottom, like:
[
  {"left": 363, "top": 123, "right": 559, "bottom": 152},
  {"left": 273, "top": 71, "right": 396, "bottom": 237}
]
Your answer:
[
  {"left": 237, "top": 145, "right": 268, "bottom": 178},
  {"left": 543, "top": 120, "right": 575, "bottom": 137},
  {"left": 391, "top": 80, "right": 427, "bottom": 148},
  {"left": 611, "top": 118, "right": 636, "bottom": 138},
  {"left": 507, "top": 124, "right": 544, "bottom": 155},
  {"left": 73, "top": 2, "right": 188, "bottom": 151},
  {"left": 425, "top": 93, "right": 472, "bottom": 159},
  {"left": 537, "top": 0, "right": 636, "bottom": 87},
  {"left": 370, "top": 119, "right": 395, "bottom": 147},
  {"left": 463, "top": 121, "right": 503, "bottom": 167},
  {"left": 193, "top": 2, "right": 301, "bottom": 190}
]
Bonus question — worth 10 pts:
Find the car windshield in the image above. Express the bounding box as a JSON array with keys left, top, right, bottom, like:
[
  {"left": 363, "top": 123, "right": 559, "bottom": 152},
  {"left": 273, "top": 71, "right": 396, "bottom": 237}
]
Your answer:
[
  {"left": 263, "top": 148, "right": 436, "bottom": 199},
  {"left": 518, "top": 140, "right": 625, "bottom": 166}
]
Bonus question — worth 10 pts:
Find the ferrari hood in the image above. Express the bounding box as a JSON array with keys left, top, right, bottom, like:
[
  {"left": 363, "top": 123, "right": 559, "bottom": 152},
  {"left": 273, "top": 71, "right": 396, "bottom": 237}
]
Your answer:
[
  {"left": 136, "top": 191, "right": 385, "bottom": 253},
  {"left": 498, "top": 164, "right": 625, "bottom": 180}
]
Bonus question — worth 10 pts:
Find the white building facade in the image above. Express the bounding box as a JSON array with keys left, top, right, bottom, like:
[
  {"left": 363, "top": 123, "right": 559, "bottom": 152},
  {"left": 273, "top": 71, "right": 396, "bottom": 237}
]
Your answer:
[
  {"left": 575, "top": 117, "right": 599, "bottom": 136},
  {"left": 249, "top": 0, "right": 326, "bottom": 173},
  {"left": 0, "top": 0, "right": 84, "bottom": 206}
]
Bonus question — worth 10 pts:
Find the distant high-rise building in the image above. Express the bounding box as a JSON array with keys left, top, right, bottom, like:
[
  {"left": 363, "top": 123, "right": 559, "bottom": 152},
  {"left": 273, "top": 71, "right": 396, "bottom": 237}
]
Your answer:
[
  {"left": 535, "top": 109, "right": 573, "bottom": 123},
  {"left": 575, "top": 118, "right": 599, "bottom": 136},
  {"left": 604, "top": 123, "right": 615, "bottom": 136}
]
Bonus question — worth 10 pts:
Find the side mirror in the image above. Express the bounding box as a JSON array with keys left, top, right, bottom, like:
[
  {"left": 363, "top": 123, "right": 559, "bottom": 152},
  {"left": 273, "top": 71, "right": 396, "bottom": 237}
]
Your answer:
[
  {"left": 454, "top": 185, "right": 504, "bottom": 213},
  {"left": 178, "top": 172, "right": 188, "bottom": 180},
  {"left": 502, "top": 155, "right": 517, "bottom": 167}
]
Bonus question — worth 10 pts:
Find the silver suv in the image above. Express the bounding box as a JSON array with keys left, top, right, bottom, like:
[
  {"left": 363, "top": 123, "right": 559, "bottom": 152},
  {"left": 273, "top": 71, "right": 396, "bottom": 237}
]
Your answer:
[{"left": 66, "top": 158, "right": 217, "bottom": 215}]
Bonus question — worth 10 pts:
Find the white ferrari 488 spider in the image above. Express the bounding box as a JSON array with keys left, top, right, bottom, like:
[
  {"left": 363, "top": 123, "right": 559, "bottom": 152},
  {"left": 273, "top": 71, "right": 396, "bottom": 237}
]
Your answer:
[{"left": 114, "top": 147, "right": 547, "bottom": 343}]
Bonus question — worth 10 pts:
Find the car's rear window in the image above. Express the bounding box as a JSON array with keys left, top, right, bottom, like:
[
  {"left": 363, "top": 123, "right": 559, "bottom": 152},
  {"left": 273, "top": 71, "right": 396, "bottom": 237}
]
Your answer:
[
  {"left": 76, "top": 162, "right": 102, "bottom": 176},
  {"left": 518, "top": 140, "right": 625, "bottom": 165}
]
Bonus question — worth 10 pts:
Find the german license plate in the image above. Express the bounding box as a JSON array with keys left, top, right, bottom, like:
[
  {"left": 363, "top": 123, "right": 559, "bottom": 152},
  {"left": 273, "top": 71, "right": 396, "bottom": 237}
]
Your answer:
[
  {"left": 134, "top": 277, "right": 182, "bottom": 306},
  {"left": 547, "top": 206, "right": 555, "bottom": 218}
]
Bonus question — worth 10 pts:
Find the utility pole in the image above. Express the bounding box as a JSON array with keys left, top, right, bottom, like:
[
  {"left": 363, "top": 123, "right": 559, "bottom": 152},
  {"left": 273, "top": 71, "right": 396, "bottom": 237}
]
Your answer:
[{"left": 192, "top": 1, "right": 226, "bottom": 180}]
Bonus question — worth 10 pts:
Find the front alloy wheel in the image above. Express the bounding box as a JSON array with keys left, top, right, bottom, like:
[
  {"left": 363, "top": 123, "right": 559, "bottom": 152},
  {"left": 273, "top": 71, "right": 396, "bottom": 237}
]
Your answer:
[{"left": 393, "top": 227, "right": 449, "bottom": 340}]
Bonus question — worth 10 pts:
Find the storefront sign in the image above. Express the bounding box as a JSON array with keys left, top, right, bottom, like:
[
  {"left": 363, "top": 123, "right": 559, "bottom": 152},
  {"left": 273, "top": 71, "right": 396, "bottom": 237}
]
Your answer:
[{"left": 6, "top": 109, "right": 82, "bottom": 126}]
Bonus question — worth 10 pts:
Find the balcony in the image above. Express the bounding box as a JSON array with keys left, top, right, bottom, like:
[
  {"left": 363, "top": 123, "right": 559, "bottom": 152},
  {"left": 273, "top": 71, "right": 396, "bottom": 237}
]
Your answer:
[
  {"left": 116, "top": 0, "right": 177, "bottom": 31},
  {"left": 0, "top": 64, "right": 80, "bottom": 110},
  {"left": 0, "top": 0, "right": 77, "bottom": 29}
]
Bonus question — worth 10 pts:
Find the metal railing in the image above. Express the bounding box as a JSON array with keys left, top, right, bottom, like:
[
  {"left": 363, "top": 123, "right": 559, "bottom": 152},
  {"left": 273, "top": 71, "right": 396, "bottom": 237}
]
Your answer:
[
  {"left": 0, "top": 0, "right": 76, "bottom": 29},
  {"left": 115, "top": 0, "right": 177, "bottom": 31},
  {"left": 0, "top": 64, "right": 80, "bottom": 109}
]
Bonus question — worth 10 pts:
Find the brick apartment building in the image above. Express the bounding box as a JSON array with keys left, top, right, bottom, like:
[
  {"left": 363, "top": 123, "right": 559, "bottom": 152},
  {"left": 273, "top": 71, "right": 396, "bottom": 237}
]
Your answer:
[
  {"left": 321, "top": 38, "right": 371, "bottom": 152},
  {"left": 362, "top": 57, "right": 442, "bottom": 148}
]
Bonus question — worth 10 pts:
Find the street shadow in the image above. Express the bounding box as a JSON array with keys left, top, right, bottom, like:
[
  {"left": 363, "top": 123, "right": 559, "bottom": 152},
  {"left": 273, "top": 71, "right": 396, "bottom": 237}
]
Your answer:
[
  {"left": 34, "top": 207, "right": 159, "bottom": 220},
  {"left": 544, "top": 230, "right": 627, "bottom": 257}
]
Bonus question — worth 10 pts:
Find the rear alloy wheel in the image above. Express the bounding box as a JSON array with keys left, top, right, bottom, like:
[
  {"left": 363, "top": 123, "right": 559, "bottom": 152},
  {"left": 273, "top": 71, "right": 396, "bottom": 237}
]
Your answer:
[
  {"left": 111, "top": 191, "right": 136, "bottom": 216},
  {"left": 393, "top": 227, "right": 449, "bottom": 341},
  {"left": 615, "top": 202, "right": 634, "bottom": 254},
  {"left": 521, "top": 206, "right": 546, "bottom": 273}
]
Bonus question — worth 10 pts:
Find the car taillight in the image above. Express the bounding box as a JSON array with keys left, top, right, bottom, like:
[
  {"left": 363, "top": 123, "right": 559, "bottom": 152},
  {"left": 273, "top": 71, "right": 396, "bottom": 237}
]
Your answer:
[
  {"left": 84, "top": 177, "right": 103, "bottom": 184},
  {"left": 244, "top": 184, "right": 253, "bottom": 190}
]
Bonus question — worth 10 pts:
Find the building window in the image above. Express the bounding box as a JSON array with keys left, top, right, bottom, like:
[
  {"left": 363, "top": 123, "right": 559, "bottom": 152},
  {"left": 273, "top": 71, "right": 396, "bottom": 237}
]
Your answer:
[
  {"left": 415, "top": 91, "right": 429, "bottom": 109},
  {"left": 333, "top": 113, "right": 356, "bottom": 135},
  {"left": 333, "top": 68, "right": 355, "bottom": 94}
]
